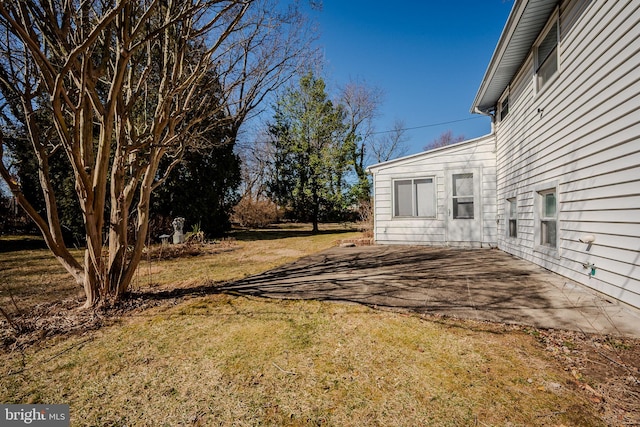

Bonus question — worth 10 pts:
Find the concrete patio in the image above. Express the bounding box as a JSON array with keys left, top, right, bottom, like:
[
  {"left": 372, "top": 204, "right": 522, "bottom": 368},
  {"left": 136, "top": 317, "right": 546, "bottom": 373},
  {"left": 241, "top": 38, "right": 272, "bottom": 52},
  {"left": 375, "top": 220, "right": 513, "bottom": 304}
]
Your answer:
[{"left": 222, "top": 245, "right": 640, "bottom": 337}]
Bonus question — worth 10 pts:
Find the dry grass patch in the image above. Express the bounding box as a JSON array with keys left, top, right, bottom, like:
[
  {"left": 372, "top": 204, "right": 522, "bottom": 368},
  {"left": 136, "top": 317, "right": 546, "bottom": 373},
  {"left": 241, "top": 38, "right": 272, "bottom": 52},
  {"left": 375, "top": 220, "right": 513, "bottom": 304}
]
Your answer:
[
  {"left": 131, "top": 224, "right": 362, "bottom": 293},
  {"left": 0, "top": 236, "right": 84, "bottom": 312},
  {"left": 1, "top": 296, "right": 604, "bottom": 426},
  {"left": 1, "top": 224, "right": 362, "bottom": 310},
  {"left": 0, "top": 225, "right": 360, "bottom": 348},
  {"left": 1, "top": 226, "right": 636, "bottom": 425}
]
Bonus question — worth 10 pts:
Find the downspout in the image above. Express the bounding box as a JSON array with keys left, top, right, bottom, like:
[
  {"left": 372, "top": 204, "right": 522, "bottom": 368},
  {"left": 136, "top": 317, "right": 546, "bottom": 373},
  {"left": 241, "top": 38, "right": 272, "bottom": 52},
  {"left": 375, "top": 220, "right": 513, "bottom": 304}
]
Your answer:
[
  {"left": 473, "top": 106, "right": 497, "bottom": 152},
  {"left": 473, "top": 106, "right": 496, "bottom": 133},
  {"left": 473, "top": 106, "right": 498, "bottom": 248},
  {"left": 367, "top": 169, "right": 376, "bottom": 244}
]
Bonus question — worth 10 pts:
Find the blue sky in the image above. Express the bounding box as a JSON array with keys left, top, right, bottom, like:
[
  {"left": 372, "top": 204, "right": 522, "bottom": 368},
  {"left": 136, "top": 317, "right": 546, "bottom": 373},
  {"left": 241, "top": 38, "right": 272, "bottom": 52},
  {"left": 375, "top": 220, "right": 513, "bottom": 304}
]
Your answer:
[{"left": 307, "top": 1, "right": 514, "bottom": 156}]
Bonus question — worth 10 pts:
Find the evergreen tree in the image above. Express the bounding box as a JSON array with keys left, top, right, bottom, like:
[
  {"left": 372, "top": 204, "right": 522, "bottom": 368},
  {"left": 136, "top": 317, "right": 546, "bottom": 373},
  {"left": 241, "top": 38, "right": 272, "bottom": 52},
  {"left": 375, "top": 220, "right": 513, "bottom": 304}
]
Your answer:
[
  {"left": 0, "top": 90, "right": 85, "bottom": 243},
  {"left": 267, "top": 73, "right": 350, "bottom": 232},
  {"left": 152, "top": 135, "right": 241, "bottom": 238}
]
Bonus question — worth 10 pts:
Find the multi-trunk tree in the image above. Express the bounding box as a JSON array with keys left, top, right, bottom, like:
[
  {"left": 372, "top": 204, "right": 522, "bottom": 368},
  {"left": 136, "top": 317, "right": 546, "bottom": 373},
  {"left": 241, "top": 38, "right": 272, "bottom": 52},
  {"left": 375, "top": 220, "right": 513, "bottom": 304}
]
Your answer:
[{"left": 0, "top": 0, "right": 312, "bottom": 308}]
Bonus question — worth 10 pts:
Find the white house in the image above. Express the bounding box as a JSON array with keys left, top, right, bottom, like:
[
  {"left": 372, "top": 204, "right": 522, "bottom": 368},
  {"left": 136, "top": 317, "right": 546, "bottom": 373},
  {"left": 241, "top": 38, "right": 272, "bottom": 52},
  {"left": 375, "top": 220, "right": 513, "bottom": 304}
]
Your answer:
[
  {"left": 367, "top": 134, "right": 497, "bottom": 247},
  {"left": 368, "top": 0, "right": 640, "bottom": 309}
]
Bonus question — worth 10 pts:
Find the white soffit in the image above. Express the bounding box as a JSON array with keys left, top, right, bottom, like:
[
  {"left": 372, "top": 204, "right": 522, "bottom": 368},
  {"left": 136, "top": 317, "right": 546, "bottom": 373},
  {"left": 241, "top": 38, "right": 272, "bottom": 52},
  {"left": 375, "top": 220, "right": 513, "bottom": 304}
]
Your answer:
[{"left": 471, "top": 0, "right": 558, "bottom": 114}]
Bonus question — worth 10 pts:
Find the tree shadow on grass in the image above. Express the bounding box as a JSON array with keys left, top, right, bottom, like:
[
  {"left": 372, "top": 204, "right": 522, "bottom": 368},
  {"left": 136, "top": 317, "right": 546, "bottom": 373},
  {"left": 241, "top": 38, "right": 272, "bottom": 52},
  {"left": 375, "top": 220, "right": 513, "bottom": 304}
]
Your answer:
[
  {"left": 230, "top": 227, "right": 358, "bottom": 242},
  {"left": 0, "top": 235, "right": 47, "bottom": 253},
  {"left": 5, "top": 245, "right": 627, "bottom": 351}
]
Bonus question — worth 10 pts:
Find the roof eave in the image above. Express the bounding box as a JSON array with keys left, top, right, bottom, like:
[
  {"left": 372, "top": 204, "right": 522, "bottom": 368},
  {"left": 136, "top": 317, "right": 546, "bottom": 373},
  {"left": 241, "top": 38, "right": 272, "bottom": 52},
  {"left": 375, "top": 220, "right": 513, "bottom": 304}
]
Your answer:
[
  {"left": 471, "top": 0, "right": 559, "bottom": 114},
  {"left": 471, "top": 0, "right": 525, "bottom": 114}
]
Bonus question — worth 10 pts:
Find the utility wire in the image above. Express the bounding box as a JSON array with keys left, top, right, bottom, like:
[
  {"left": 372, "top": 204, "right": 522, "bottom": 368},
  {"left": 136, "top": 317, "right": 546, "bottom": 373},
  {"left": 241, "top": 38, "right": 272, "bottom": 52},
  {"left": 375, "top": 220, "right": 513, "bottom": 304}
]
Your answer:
[
  {"left": 236, "top": 115, "right": 487, "bottom": 148},
  {"left": 370, "top": 116, "right": 485, "bottom": 135}
]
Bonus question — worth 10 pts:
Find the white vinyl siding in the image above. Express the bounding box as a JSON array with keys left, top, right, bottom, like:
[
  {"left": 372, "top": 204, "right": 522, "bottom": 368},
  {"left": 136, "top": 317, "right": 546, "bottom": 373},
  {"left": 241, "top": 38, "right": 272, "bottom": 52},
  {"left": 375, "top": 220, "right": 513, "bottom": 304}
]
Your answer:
[
  {"left": 370, "top": 134, "right": 496, "bottom": 247},
  {"left": 495, "top": 0, "right": 640, "bottom": 308}
]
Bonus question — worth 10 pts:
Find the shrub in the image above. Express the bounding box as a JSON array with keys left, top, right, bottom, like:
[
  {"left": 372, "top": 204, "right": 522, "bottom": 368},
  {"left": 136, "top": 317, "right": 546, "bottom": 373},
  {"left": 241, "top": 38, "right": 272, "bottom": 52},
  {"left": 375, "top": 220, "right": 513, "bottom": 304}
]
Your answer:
[
  {"left": 185, "top": 222, "right": 205, "bottom": 244},
  {"left": 231, "top": 197, "right": 281, "bottom": 228},
  {"left": 356, "top": 199, "right": 373, "bottom": 238}
]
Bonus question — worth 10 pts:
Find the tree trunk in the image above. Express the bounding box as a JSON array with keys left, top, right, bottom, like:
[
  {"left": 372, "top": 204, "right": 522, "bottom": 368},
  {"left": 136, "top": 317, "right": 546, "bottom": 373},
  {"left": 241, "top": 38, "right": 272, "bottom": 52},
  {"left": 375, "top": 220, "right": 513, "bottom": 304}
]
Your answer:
[
  {"left": 82, "top": 249, "right": 102, "bottom": 309},
  {"left": 1, "top": 0, "right": 290, "bottom": 310},
  {"left": 311, "top": 181, "right": 319, "bottom": 234}
]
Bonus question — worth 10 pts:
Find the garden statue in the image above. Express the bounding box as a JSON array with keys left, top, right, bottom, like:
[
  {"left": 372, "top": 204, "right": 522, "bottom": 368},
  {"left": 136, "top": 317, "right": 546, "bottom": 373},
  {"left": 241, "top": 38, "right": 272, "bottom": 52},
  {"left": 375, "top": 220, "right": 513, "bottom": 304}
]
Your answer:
[{"left": 172, "top": 217, "right": 185, "bottom": 244}]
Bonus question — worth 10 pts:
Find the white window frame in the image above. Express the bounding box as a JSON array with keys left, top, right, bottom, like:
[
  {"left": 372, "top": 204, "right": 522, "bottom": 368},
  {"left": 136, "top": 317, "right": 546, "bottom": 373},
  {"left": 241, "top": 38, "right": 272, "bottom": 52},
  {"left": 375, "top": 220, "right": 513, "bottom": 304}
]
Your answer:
[
  {"left": 392, "top": 177, "right": 437, "bottom": 218},
  {"left": 451, "top": 173, "right": 474, "bottom": 220},
  {"left": 499, "top": 93, "right": 509, "bottom": 122},
  {"left": 534, "top": 11, "right": 560, "bottom": 92},
  {"left": 534, "top": 182, "right": 559, "bottom": 256},
  {"left": 507, "top": 197, "right": 517, "bottom": 238}
]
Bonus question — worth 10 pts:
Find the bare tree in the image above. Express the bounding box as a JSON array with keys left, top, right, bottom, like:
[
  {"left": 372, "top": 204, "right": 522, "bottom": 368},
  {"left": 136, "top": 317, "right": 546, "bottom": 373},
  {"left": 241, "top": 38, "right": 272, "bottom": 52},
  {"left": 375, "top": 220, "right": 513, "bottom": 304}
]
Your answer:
[
  {"left": 232, "top": 135, "right": 281, "bottom": 227},
  {"left": 339, "top": 79, "right": 383, "bottom": 201},
  {"left": 226, "top": 0, "right": 318, "bottom": 198},
  {"left": 218, "top": 0, "right": 318, "bottom": 138},
  {"left": 423, "top": 130, "right": 466, "bottom": 151},
  {"left": 370, "top": 119, "right": 409, "bottom": 163},
  {"left": 237, "top": 131, "right": 275, "bottom": 201},
  {"left": 0, "top": 0, "right": 308, "bottom": 308}
]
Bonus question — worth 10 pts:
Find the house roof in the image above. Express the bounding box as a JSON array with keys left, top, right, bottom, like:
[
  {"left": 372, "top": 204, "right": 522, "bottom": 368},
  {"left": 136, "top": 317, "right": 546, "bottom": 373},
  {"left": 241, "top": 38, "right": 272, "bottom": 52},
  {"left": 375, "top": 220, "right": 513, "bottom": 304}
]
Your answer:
[
  {"left": 366, "top": 133, "right": 495, "bottom": 173},
  {"left": 471, "top": 0, "right": 559, "bottom": 114}
]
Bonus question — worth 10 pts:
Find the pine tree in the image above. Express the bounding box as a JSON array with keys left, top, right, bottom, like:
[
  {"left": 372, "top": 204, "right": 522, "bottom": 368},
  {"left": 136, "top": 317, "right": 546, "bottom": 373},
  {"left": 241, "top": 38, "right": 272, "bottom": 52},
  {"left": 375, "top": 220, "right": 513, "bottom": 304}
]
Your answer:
[{"left": 267, "top": 73, "right": 350, "bottom": 232}]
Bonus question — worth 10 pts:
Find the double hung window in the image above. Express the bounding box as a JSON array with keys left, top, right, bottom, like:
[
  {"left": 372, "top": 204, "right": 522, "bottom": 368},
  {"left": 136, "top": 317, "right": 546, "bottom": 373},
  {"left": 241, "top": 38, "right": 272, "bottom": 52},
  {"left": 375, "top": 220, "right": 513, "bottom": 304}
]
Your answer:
[
  {"left": 507, "top": 198, "right": 517, "bottom": 238},
  {"left": 539, "top": 190, "right": 557, "bottom": 247},
  {"left": 452, "top": 173, "right": 474, "bottom": 219},
  {"left": 500, "top": 96, "right": 509, "bottom": 121},
  {"left": 536, "top": 19, "right": 558, "bottom": 90}
]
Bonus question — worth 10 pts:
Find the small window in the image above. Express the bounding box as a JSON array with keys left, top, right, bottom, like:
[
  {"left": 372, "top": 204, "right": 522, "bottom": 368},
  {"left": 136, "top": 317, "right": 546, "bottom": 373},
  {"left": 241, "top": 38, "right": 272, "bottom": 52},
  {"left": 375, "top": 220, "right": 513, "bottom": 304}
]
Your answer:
[
  {"left": 500, "top": 96, "right": 509, "bottom": 120},
  {"left": 452, "top": 173, "right": 474, "bottom": 219},
  {"left": 539, "top": 190, "right": 557, "bottom": 247},
  {"left": 507, "top": 198, "right": 517, "bottom": 238},
  {"left": 536, "top": 19, "right": 558, "bottom": 90},
  {"left": 393, "top": 178, "right": 436, "bottom": 218}
]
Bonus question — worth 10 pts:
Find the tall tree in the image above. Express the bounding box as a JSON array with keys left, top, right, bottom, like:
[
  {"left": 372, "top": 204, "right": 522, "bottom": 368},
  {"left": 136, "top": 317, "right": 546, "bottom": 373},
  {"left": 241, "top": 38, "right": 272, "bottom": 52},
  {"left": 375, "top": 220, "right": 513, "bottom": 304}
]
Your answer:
[
  {"left": 154, "top": 0, "right": 316, "bottom": 236},
  {"left": 340, "top": 80, "right": 382, "bottom": 203},
  {"left": 0, "top": 1, "right": 300, "bottom": 308},
  {"left": 267, "top": 72, "right": 349, "bottom": 232},
  {"left": 219, "top": 0, "right": 318, "bottom": 139}
]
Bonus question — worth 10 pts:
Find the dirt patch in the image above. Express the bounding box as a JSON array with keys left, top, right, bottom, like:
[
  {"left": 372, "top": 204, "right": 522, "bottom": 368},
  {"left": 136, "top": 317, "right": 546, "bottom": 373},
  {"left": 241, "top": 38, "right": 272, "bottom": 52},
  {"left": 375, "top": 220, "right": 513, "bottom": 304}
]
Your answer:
[{"left": 531, "top": 328, "right": 640, "bottom": 425}]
